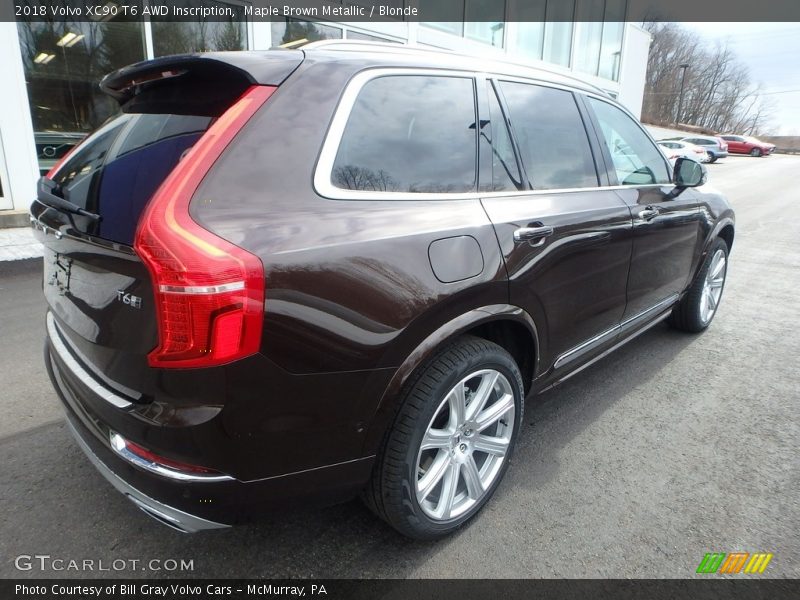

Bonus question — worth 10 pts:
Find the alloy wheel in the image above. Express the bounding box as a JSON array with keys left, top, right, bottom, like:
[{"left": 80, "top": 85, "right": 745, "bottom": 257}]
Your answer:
[
  {"left": 415, "top": 369, "right": 515, "bottom": 521},
  {"left": 700, "top": 248, "right": 726, "bottom": 324}
]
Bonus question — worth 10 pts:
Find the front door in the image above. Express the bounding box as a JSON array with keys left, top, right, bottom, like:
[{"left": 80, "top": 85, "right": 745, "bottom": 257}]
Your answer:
[
  {"left": 479, "top": 79, "right": 633, "bottom": 373},
  {"left": 584, "top": 97, "right": 705, "bottom": 322}
]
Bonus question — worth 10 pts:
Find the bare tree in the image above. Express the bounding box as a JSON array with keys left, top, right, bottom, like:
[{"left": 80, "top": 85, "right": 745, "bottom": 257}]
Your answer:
[{"left": 641, "top": 22, "right": 774, "bottom": 135}]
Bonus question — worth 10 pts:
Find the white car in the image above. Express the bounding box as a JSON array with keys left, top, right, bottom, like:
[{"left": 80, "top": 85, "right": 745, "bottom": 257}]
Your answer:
[{"left": 657, "top": 140, "right": 711, "bottom": 164}]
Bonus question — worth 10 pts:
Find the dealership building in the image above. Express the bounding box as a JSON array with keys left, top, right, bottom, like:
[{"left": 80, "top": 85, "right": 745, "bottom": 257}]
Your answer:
[{"left": 0, "top": 1, "right": 651, "bottom": 218}]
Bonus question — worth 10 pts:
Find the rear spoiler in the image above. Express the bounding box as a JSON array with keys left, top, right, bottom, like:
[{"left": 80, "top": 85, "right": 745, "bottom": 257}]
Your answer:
[{"left": 100, "top": 50, "right": 304, "bottom": 116}]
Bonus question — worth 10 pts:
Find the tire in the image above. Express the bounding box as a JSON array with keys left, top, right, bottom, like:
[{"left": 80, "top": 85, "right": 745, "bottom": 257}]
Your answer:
[
  {"left": 750, "top": 148, "right": 762, "bottom": 157},
  {"left": 669, "top": 237, "right": 729, "bottom": 333},
  {"left": 363, "top": 336, "right": 524, "bottom": 539},
  {"left": 708, "top": 154, "right": 717, "bottom": 163}
]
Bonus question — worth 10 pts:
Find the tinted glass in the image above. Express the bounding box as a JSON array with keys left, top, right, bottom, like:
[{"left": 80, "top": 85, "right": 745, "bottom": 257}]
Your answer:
[
  {"left": 48, "top": 113, "right": 211, "bottom": 244},
  {"left": 271, "top": 18, "right": 342, "bottom": 46},
  {"left": 479, "top": 83, "right": 523, "bottom": 192},
  {"left": 499, "top": 82, "right": 598, "bottom": 190},
  {"left": 588, "top": 98, "right": 671, "bottom": 186},
  {"left": 332, "top": 76, "right": 477, "bottom": 193}
]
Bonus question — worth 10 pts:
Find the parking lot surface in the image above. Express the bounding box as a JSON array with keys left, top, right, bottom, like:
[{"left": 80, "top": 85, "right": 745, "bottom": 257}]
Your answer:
[{"left": 1, "top": 154, "right": 798, "bottom": 578}]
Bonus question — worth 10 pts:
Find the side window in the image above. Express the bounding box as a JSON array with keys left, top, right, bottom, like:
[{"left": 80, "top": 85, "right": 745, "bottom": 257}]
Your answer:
[
  {"left": 331, "top": 75, "right": 477, "bottom": 193},
  {"left": 479, "top": 82, "right": 523, "bottom": 192},
  {"left": 587, "top": 98, "right": 671, "bottom": 186},
  {"left": 498, "top": 81, "right": 598, "bottom": 190}
]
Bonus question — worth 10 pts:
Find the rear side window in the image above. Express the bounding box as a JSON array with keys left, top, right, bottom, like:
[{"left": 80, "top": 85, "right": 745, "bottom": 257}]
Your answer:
[
  {"left": 498, "top": 81, "right": 598, "bottom": 190},
  {"left": 587, "top": 97, "right": 671, "bottom": 186},
  {"left": 331, "top": 75, "right": 477, "bottom": 193},
  {"left": 48, "top": 113, "right": 211, "bottom": 244}
]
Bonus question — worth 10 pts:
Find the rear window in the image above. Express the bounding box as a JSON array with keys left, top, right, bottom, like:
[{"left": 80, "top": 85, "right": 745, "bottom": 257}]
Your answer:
[
  {"left": 48, "top": 112, "right": 211, "bottom": 244},
  {"left": 331, "top": 75, "right": 477, "bottom": 194}
]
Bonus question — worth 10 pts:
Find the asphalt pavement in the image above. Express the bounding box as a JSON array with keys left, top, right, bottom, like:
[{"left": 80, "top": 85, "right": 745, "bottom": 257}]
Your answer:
[{"left": 1, "top": 154, "right": 798, "bottom": 578}]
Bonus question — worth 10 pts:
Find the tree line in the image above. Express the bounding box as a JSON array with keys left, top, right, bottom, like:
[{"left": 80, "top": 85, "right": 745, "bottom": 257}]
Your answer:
[{"left": 641, "top": 22, "right": 774, "bottom": 135}]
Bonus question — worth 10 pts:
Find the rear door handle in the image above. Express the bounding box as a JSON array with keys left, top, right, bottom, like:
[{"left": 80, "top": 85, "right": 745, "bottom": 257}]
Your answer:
[
  {"left": 638, "top": 206, "right": 661, "bottom": 221},
  {"left": 513, "top": 224, "right": 554, "bottom": 245}
]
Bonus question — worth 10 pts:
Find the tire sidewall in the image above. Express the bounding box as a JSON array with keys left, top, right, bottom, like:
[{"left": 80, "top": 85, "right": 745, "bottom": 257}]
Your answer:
[
  {"left": 398, "top": 346, "right": 524, "bottom": 537},
  {"left": 695, "top": 238, "right": 729, "bottom": 327}
]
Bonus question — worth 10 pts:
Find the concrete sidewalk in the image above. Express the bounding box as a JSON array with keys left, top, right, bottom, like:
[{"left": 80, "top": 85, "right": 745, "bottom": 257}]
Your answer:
[{"left": 0, "top": 226, "right": 42, "bottom": 261}]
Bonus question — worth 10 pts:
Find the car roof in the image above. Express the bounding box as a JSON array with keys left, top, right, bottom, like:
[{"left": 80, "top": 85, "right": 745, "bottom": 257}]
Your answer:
[
  {"left": 681, "top": 135, "right": 717, "bottom": 141},
  {"left": 301, "top": 41, "right": 610, "bottom": 97}
]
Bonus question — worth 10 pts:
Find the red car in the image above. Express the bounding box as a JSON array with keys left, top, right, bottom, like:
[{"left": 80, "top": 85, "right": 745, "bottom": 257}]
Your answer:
[{"left": 720, "top": 135, "right": 776, "bottom": 157}]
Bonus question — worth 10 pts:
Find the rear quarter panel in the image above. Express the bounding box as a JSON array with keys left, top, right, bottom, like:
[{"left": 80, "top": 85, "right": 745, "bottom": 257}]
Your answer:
[{"left": 191, "top": 56, "right": 510, "bottom": 459}]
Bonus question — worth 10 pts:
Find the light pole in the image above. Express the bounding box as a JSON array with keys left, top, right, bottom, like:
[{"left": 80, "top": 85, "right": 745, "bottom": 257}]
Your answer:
[{"left": 675, "top": 63, "right": 690, "bottom": 127}]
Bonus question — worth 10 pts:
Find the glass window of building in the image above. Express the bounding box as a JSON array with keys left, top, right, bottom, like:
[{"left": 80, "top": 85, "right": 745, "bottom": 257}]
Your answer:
[
  {"left": 346, "top": 31, "right": 395, "bottom": 42},
  {"left": 511, "top": 0, "right": 547, "bottom": 60},
  {"left": 464, "top": 1, "right": 505, "bottom": 47},
  {"left": 17, "top": 18, "right": 146, "bottom": 135},
  {"left": 598, "top": 0, "right": 627, "bottom": 81},
  {"left": 271, "top": 19, "right": 342, "bottom": 47},
  {"left": 543, "top": 0, "right": 576, "bottom": 67},
  {"left": 425, "top": 1, "right": 504, "bottom": 46},
  {"left": 574, "top": 0, "right": 626, "bottom": 81},
  {"left": 573, "top": 7, "right": 604, "bottom": 76},
  {"left": 332, "top": 76, "right": 477, "bottom": 193},
  {"left": 424, "top": 0, "right": 465, "bottom": 34},
  {"left": 152, "top": 0, "right": 247, "bottom": 56}
]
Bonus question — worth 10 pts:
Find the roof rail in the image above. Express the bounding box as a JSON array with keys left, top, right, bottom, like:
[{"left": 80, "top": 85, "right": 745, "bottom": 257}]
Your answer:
[{"left": 300, "top": 39, "right": 607, "bottom": 95}]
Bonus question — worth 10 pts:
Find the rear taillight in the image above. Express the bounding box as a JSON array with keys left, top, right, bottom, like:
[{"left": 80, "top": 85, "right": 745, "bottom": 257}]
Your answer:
[{"left": 134, "top": 85, "right": 275, "bottom": 369}]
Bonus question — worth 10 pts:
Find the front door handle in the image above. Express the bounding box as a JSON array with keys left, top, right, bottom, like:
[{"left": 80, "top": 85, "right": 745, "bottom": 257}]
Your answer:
[
  {"left": 638, "top": 206, "right": 661, "bottom": 221},
  {"left": 513, "top": 224, "right": 554, "bottom": 245}
]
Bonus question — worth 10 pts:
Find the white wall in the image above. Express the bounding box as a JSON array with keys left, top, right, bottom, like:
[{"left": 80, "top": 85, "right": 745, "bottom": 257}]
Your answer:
[
  {"left": 0, "top": 22, "right": 40, "bottom": 212},
  {"left": 617, "top": 23, "right": 651, "bottom": 118}
]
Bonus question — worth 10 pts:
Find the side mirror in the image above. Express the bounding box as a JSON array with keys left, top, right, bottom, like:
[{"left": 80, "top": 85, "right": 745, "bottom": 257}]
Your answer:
[{"left": 673, "top": 157, "right": 707, "bottom": 189}]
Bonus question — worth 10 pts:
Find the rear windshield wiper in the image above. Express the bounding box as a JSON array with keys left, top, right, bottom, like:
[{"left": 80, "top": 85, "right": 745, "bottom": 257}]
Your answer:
[{"left": 37, "top": 179, "right": 101, "bottom": 222}]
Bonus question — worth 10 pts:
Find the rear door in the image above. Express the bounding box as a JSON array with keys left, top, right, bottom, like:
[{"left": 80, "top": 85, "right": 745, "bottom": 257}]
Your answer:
[
  {"left": 479, "top": 79, "right": 633, "bottom": 374},
  {"left": 584, "top": 96, "right": 705, "bottom": 322}
]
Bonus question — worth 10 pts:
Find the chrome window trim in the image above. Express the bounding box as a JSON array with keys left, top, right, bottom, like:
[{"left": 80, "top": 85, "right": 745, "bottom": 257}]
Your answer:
[
  {"left": 314, "top": 67, "right": 674, "bottom": 201},
  {"left": 46, "top": 312, "right": 133, "bottom": 409}
]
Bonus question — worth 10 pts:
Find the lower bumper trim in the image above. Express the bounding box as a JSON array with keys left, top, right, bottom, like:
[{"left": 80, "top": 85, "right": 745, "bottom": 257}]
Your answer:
[{"left": 64, "top": 419, "right": 231, "bottom": 533}]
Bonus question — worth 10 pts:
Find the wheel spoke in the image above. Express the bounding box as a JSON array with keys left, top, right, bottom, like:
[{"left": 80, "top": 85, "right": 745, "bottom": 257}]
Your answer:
[
  {"left": 447, "top": 384, "right": 466, "bottom": 428},
  {"left": 420, "top": 428, "right": 452, "bottom": 451},
  {"left": 435, "top": 461, "right": 461, "bottom": 519},
  {"left": 707, "top": 288, "right": 717, "bottom": 310},
  {"left": 709, "top": 277, "right": 724, "bottom": 289},
  {"left": 462, "top": 455, "right": 484, "bottom": 500},
  {"left": 475, "top": 393, "right": 515, "bottom": 432},
  {"left": 417, "top": 451, "right": 451, "bottom": 503},
  {"left": 465, "top": 371, "right": 499, "bottom": 421},
  {"left": 473, "top": 433, "right": 510, "bottom": 457},
  {"left": 710, "top": 254, "right": 726, "bottom": 279}
]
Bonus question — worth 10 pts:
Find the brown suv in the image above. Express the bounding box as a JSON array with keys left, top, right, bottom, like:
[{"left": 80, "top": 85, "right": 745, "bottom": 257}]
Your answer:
[{"left": 32, "top": 42, "right": 735, "bottom": 539}]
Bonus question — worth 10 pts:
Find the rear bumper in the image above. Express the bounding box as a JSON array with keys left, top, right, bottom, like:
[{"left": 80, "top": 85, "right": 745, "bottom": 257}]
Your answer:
[
  {"left": 64, "top": 418, "right": 229, "bottom": 532},
  {"left": 712, "top": 150, "right": 728, "bottom": 158},
  {"left": 44, "top": 313, "right": 377, "bottom": 531}
]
